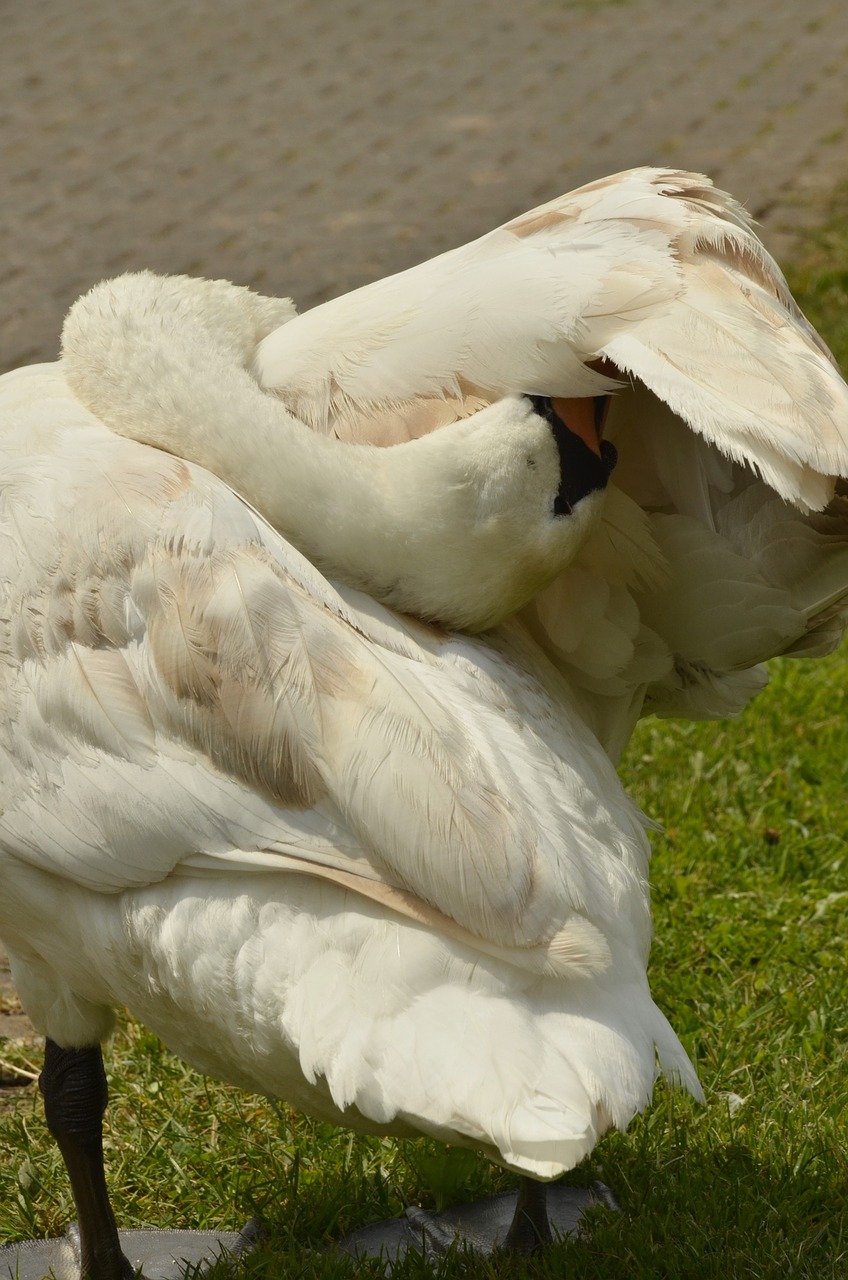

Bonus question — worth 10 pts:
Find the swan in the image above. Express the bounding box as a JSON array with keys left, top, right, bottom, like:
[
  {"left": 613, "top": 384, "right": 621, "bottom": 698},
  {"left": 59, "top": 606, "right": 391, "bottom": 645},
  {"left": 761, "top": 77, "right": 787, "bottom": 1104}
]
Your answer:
[{"left": 2, "top": 165, "right": 848, "bottom": 1278}]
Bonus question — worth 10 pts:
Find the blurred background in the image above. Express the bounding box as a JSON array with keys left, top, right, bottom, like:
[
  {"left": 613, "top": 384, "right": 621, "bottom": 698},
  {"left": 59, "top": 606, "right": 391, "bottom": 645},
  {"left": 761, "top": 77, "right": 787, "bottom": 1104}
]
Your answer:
[{"left": 3, "top": 0, "right": 848, "bottom": 375}]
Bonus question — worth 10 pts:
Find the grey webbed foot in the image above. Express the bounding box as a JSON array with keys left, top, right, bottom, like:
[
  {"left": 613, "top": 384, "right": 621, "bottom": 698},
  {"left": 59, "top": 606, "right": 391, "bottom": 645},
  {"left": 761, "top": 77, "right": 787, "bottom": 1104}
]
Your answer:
[{"left": 334, "top": 1178, "right": 618, "bottom": 1265}]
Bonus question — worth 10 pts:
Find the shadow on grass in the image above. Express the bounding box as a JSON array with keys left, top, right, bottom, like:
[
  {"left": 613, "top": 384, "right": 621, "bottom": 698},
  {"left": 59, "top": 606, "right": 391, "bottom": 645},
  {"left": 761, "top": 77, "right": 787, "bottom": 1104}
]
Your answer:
[{"left": 214, "top": 1124, "right": 846, "bottom": 1280}]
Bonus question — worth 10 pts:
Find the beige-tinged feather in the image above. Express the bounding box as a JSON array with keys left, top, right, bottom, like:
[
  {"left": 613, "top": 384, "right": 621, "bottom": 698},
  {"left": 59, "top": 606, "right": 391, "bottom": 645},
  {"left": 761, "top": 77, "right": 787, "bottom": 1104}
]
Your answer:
[
  {"left": 506, "top": 207, "right": 573, "bottom": 240},
  {"left": 143, "top": 547, "right": 329, "bottom": 810},
  {"left": 205, "top": 849, "right": 612, "bottom": 979}
]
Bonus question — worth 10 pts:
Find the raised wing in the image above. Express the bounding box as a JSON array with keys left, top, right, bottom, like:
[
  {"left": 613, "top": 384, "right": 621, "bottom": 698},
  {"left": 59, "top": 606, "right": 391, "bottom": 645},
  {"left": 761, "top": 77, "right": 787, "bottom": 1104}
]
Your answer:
[
  {"left": 253, "top": 168, "right": 848, "bottom": 745},
  {"left": 256, "top": 167, "right": 848, "bottom": 511}
]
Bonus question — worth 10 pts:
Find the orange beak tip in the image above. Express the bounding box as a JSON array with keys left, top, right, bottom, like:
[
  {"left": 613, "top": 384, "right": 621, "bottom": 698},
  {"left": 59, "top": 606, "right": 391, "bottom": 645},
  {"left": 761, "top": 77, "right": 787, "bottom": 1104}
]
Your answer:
[{"left": 551, "top": 396, "right": 609, "bottom": 459}]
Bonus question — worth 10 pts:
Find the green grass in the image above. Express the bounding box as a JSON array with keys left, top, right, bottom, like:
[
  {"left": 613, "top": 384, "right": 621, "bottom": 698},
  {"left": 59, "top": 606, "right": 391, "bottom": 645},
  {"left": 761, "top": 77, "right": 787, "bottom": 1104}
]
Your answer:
[
  {"left": 784, "top": 188, "right": 848, "bottom": 364},
  {"left": 2, "top": 208, "right": 848, "bottom": 1277}
]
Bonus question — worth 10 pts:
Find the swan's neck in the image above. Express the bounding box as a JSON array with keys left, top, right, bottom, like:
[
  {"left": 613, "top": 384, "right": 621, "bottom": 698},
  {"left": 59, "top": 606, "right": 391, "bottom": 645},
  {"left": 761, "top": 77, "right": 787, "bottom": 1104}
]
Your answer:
[
  {"left": 65, "top": 323, "right": 442, "bottom": 607},
  {"left": 183, "top": 381, "right": 435, "bottom": 607}
]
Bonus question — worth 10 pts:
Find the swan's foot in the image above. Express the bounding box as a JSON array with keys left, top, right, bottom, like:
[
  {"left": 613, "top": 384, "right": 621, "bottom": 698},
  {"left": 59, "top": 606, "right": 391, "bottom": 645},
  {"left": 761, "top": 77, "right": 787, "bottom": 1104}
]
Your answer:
[
  {"left": 335, "top": 1178, "right": 618, "bottom": 1264},
  {"left": 0, "top": 1221, "right": 262, "bottom": 1280}
]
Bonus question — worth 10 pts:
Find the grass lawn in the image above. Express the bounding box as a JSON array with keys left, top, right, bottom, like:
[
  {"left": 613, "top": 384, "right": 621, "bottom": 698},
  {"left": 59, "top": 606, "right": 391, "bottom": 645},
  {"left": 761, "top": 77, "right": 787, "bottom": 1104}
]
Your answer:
[{"left": 1, "top": 206, "right": 847, "bottom": 1279}]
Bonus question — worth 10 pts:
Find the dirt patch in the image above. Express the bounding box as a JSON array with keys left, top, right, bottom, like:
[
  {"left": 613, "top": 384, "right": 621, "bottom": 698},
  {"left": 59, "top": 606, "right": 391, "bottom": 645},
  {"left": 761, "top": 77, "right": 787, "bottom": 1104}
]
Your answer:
[
  {"left": 0, "top": 944, "right": 35, "bottom": 1037},
  {"left": 0, "top": 943, "right": 39, "bottom": 1109}
]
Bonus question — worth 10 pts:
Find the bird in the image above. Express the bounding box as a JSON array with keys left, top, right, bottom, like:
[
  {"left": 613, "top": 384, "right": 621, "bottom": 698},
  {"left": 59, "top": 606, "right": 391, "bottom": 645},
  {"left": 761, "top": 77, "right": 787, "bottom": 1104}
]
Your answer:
[{"left": 2, "top": 165, "right": 848, "bottom": 1279}]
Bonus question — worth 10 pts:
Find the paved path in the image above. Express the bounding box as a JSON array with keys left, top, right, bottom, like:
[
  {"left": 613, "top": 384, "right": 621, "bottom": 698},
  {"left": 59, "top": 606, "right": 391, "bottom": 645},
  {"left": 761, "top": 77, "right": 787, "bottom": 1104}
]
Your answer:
[
  {"left": 2, "top": 0, "right": 848, "bottom": 376},
  {"left": 1, "top": 0, "right": 848, "bottom": 1043}
]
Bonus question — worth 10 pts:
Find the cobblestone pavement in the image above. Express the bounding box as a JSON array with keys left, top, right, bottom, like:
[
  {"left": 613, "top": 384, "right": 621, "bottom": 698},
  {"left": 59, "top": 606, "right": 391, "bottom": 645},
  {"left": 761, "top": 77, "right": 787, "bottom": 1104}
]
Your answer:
[
  {"left": 2, "top": 0, "right": 848, "bottom": 376},
  {"left": 2, "top": 0, "right": 848, "bottom": 1041}
]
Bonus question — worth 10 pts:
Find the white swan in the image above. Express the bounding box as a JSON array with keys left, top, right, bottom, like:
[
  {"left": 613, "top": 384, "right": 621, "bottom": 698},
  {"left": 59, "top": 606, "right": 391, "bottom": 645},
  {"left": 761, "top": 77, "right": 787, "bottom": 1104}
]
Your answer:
[{"left": 2, "top": 165, "right": 848, "bottom": 1277}]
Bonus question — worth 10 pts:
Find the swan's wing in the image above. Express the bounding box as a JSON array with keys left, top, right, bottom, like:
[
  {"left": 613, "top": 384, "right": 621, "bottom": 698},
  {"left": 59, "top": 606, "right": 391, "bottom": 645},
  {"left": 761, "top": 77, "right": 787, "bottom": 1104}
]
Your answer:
[
  {"left": 256, "top": 166, "right": 848, "bottom": 511},
  {"left": 0, "top": 365, "right": 648, "bottom": 975},
  {"left": 255, "top": 168, "right": 848, "bottom": 745}
]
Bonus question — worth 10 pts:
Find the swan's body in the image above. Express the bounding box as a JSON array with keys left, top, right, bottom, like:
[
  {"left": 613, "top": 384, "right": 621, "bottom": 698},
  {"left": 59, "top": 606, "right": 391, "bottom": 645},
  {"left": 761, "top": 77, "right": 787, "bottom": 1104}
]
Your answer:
[
  {"left": 3, "top": 166, "right": 848, "bottom": 1270},
  {"left": 0, "top": 360, "right": 695, "bottom": 1181}
]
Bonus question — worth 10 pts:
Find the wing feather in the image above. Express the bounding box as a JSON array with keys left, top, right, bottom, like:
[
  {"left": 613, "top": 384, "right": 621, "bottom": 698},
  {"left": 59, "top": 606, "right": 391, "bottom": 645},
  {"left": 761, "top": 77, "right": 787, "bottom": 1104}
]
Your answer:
[{"left": 256, "top": 167, "right": 848, "bottom": 510}]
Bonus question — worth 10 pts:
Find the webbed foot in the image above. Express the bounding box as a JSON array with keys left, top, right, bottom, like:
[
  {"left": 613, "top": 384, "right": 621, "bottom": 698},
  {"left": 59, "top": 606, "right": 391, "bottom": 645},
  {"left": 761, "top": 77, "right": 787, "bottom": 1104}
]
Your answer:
[{"left": 334, "top": 1179, "right": 618, "bottom": 1264}]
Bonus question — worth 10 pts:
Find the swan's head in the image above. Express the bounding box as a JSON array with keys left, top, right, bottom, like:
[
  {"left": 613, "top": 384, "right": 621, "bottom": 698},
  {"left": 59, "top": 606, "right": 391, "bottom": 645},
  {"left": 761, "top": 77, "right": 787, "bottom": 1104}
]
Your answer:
[
  {"left": 463, "top": 393, "right": 616, "bottom": 524},
  {"left": 381, "top": 393, "right": 617, "bottom": 631}
]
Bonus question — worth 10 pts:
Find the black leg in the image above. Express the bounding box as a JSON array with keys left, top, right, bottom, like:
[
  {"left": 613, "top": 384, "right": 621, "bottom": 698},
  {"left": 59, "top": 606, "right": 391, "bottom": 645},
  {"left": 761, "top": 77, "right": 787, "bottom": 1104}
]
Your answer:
[
  {"left": 39, "top": 1039, "right": 133, "bottom": 1280},
  {"left": 501, "top": 1176, "right": 553, "bottom": 1254}
]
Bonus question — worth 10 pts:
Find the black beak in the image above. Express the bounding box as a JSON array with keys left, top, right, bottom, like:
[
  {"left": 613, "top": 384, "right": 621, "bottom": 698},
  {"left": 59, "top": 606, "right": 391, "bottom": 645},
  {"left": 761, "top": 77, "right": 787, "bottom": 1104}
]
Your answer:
[{"left": 527, "top": 395, "right": 617, "bottom": 516}]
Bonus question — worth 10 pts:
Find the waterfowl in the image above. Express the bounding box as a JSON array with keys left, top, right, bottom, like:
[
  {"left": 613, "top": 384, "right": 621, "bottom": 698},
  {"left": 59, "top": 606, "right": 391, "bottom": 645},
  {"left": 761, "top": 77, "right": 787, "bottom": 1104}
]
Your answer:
[{"left": 2, "top": 166, "right": 848, "bottom": 1278}]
